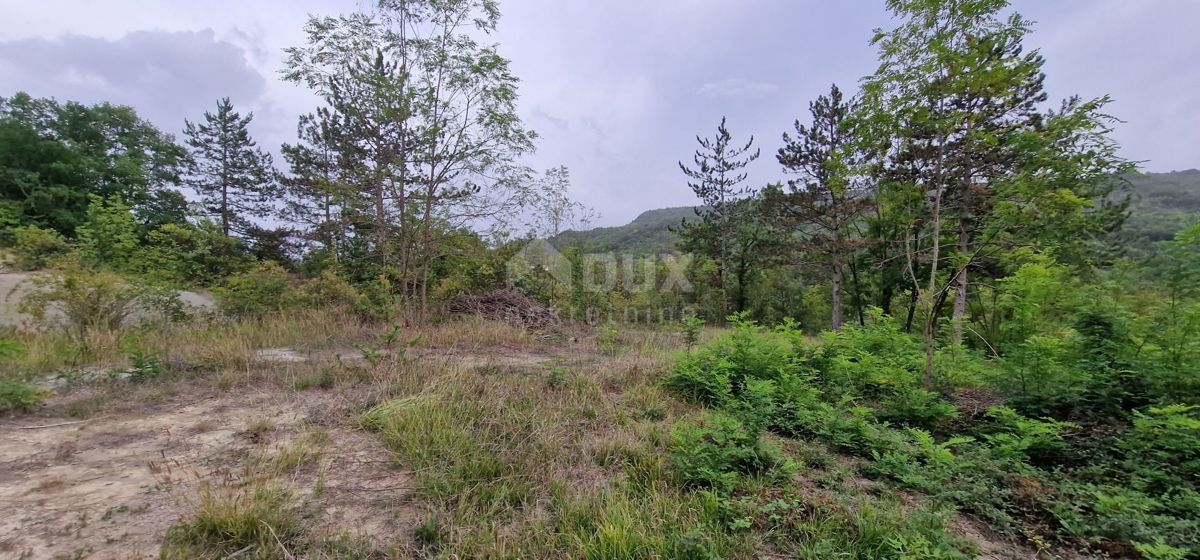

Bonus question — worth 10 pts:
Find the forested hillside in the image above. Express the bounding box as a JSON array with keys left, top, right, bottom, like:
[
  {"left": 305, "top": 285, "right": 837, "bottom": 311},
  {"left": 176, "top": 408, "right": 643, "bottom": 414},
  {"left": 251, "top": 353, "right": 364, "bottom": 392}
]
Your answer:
[
  {"left": 1117, "top": 170, "right": 1200, "bottom": 253},
  {"left": 557, "top": 171, "right": 1200, "bottom": 256},
  {"left": 549, "top": 206, "right": 697, "bottom": 253}
]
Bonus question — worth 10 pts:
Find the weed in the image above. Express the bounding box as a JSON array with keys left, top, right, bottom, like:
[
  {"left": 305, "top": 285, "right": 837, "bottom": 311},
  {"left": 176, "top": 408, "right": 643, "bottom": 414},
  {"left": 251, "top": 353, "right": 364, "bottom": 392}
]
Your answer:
[
  {"left": 669, "top": 413, "right": 789, "bottom": 491},
  {"left": 681, "top": 313, "right": 705, "bottom": 351},
  {"left": 597, "top": 324, "right": 621, "bottom": 355},
  {"left": 245, "top": 418, "right": 276, "bottom": 442},
  {"left": 546, "top": 366, "right": 569, "bottom": 389},
  {"left": 0, "top": 380, "right": 47, "bottom": 413},
  {"left": 215, "top": 373, "right": 235, "bottom": 391},
  {"left": 414, "top": 515, "right": 444, "bottom": 548},
  {"left": 124, "top": 343, "right": 165, "bottom": 382},
  {"left": 271, "top": 441, "right": 320, "bottom": 472},
  {"left": 292, "top": 366, "right": 336, "bottom": 391},
  {"left": 162, "top": 484, "right": 301, "bottom": 560},
  {"left": 30, "top": 477, "right": 67, "bottom": 493}
]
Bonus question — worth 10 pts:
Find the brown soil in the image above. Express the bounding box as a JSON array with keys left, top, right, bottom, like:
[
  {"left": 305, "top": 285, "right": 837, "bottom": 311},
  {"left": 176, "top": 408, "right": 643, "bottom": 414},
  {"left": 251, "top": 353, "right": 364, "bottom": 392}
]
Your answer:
[{"left": 0, "top": 385, "right": 411, "bottom": 560}]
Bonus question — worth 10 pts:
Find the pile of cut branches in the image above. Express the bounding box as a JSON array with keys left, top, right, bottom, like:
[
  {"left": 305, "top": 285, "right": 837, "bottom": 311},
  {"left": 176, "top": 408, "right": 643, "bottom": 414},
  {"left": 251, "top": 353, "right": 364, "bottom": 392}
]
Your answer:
[{"left": 446, "top": 289, "right": 561, "bottom": 330}]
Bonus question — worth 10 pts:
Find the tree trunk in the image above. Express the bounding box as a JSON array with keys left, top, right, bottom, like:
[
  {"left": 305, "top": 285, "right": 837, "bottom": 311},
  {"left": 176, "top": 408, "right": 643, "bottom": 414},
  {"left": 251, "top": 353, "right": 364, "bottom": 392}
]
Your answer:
[
  {"left": 831, "top": 258, "right": 844, "bottom": 331},
  {"left": 374, "top": 167, "right": 388, "bottom": 263},
  {"left": 734, "top": 257, "right": 749, "bottom": 313},
  {"left": 952, "top": 226, "right": 969, "bottom": 345},
  {"left": 221, "top": 185, "right": 229, "bottom": 236},
  {"left": 924, "top": 319, "right": 937, "bottom": 390},
  {"left": 904, "top": 281, "right": 918, "bottom": 333},
  {"left": 849, "top": 253, "right": 865, "bottom": 326},
  {"left": 922, "top": 151, "right": 946, "bottom": 388},
  {"left": 879, "top": 265, "right": 895, "bottom": 317}
]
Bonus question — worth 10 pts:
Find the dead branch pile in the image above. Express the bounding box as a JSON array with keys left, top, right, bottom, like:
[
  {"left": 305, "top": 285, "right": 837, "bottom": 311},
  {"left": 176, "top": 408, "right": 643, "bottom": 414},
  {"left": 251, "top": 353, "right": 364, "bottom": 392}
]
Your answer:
[
  {"left": 949, "top": 387, "right": 1005, "bottom": 421},
  {"left": 446, "top": 289, "right": 561, "bottom": 330}
]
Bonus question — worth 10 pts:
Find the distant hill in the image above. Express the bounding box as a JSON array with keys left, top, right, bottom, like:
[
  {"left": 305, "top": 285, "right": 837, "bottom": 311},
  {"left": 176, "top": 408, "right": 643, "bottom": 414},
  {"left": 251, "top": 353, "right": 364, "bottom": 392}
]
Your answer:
[
  {"left": 550, "top": 171, "right": 1200, "bottom": 255},
  {"left": 549, "top": 206, "right": 697, "bottom": 254},
  {"left": 1119, "top": 169, "right": 1200, "bottom": 245}
]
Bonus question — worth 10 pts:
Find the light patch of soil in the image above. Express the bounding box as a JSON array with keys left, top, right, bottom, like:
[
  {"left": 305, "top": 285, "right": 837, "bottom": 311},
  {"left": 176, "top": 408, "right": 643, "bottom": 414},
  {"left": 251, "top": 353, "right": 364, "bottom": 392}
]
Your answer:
[
  {"left": 261, "top": 344, "right": 573, "bottom": 370},
  {"left": 410, "top": 346, "right": 564, "bottom": 369},
  {"left": 0, "top": 386, "right": 412, "bottom": 560},
  {"left": 253, "top": 347, "right": 310, "bottom": 364}
]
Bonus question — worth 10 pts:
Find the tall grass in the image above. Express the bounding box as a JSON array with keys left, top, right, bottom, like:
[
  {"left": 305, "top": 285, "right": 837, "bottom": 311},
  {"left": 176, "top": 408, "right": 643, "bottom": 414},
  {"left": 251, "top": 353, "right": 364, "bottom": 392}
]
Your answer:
[
  {"left": 162, "top": 484, "right": 302, "bottom": 560},
  {"left": 3, "top": 307, "right": 377, "bottom": 380}
]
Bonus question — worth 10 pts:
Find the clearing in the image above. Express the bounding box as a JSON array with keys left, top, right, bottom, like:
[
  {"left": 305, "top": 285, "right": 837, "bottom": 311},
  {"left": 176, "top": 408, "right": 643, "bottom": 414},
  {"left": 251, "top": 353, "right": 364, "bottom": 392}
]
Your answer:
[{"left": 0, "top": 318, "right": 1031, "bottom": 559}]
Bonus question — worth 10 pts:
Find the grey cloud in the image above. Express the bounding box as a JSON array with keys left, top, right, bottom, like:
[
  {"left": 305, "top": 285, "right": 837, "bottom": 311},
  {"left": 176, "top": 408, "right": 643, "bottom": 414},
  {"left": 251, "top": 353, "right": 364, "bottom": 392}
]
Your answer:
[
  {"left": 0, "top": 29, "right": 268, "bottom": 138},
  {"left": 2, "top": 0, "right": 1194, "bottom": 228},
  {"left": 696, "top": 79, "right": 780, "bottom": 99}
]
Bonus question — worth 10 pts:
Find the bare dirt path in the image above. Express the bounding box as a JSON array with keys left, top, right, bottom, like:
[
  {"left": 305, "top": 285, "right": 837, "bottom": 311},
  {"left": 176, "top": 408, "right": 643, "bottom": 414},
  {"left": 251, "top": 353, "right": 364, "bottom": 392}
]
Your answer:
[{"left": 0, "top": 385, "right": 411, "bottom": 560}]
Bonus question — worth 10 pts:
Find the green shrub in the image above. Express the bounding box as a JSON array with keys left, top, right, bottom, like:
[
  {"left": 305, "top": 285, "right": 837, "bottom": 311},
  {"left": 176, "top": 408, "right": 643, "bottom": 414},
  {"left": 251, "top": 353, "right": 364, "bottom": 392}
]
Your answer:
[
  {"left": 136, "top": 284, "right": 195, "bottom": 323},
  {"left": 290, "top": 271, "right": 360, "bottom": 309},
  {"left": 666, "top": 353, "right": 735, "bottom": 407},
  {"left": 997, "top": 333, "right": 1085, "bottom": 417},
  {"left": 354, "top": 276, "right": 397, "bottom": 322},
  {"left": 17, "top": 264, "right": 145, "bottom": 339},
  {"left": 0, "top": 380, "right": 47, "bottom": 413},
  {"left": 681, "top": 313, "right": 704, "bottom": 350},
  {"left": 673, "top": 305, "right": 1200, "bottom": 555},
  {"left": 730, "top": 375, "right": 825, "bottom": 436},
  {"left": 137, "top": 221, "right": 254, "bottom": 286},
  {"left": 124, "top": 340, "right": 165, "bottom": 382},
  {"left": 1133, "top": 540, "right": 1190, "bottom": 560},
  {"left": 0, "top": 201, "right": 23, "bottom": 245},
  {"left": 596, "top": 324, "right": 621, "bottom": 355},
  {"left": 669, "top": 413, "right": 786, "bottom": 491},
  {"left": 665, "top": 320, "right": 798, "bottom": 407},
  {"left": 76, "top": 196, "right": 139, "bottom": 270},
  {"left": 1122, "top": 405, "right": 1200, "bottom": 490},
  {"left": 8, "top": 225, "right": 70, "bottom": 270},
  {"left": 1052, "top": 483, "right": 1200, "bottom": 556},
  {"left": 982, "top": 406, "right": 1076, "bottom": 465},
  {"left": 212, "top": 262, "right": 291, "bottom": 317},
  {"left": 875, "top": 386, "right": 959, "bottom": 430},
  {"left": 759, "top": 497, "right": 973, "bottom": 559}
]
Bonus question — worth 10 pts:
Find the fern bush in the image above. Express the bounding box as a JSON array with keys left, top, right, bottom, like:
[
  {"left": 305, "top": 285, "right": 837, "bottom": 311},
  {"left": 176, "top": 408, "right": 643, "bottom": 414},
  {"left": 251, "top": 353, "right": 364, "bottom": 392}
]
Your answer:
[
  {"left": 668, "top": 413, "right": 788, "bottom": 491},
  {"left": 665, "top": 315, "right": 1200, "bottom": 555}
]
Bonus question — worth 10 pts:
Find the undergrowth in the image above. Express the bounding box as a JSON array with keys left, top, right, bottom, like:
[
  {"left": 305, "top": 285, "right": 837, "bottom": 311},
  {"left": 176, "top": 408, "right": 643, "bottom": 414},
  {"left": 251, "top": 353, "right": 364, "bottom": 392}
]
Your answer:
[{"left": 664, "top": 315, "right": 1200, "bottom": 558}]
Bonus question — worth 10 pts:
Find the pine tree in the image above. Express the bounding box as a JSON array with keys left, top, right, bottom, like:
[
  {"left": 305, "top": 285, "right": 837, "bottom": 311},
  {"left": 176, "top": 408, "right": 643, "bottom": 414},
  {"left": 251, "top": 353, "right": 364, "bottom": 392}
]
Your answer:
[
  {"left": 281, "top": 111, "right": 351, "bottom": 259},
  {"left": 768, "top": 84, "right": 870, "bottom": 331},
  {"left": 678, "top": 117, "right": 760, "bottom": 316},
  {"left": 183, "top": 98, "right": 276, "bottom": 237}
]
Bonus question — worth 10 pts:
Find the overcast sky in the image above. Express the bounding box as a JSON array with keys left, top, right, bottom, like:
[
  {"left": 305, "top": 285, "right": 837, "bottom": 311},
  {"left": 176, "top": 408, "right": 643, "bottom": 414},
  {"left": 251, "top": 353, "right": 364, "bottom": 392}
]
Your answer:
[{"left": 2, "top": 1, "right": 1197, "bottom": 226}]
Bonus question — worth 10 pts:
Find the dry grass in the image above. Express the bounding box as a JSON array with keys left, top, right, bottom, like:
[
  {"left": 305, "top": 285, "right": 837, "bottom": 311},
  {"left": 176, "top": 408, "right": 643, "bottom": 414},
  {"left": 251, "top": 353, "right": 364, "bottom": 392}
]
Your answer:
[
  {"left": 418, "top": 314, "right": 538, "bottom": 349},
  {"left": 3, "top": 313, "right": 994, "bottom": 558},
  {"left": 3, "top": 307, "right": 378, "bottom": 380},
  {"left": 353, "top": 325, "right": 758, "bottom": 557},
  {"left": 4, "top": 308, "right": 560, "bottom": 388}
]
